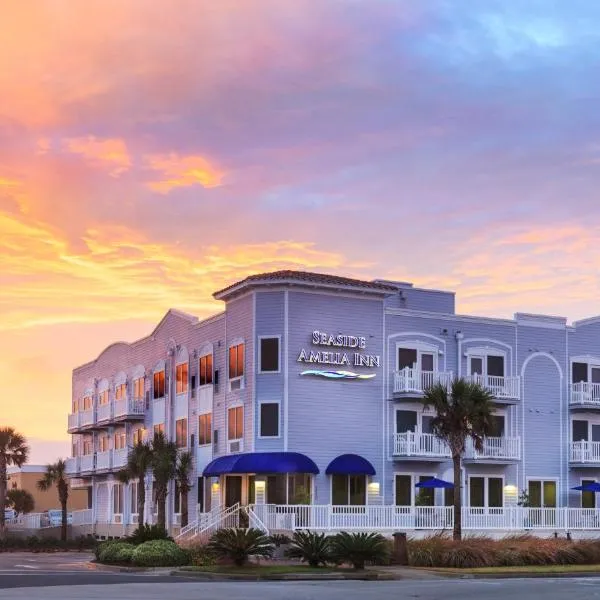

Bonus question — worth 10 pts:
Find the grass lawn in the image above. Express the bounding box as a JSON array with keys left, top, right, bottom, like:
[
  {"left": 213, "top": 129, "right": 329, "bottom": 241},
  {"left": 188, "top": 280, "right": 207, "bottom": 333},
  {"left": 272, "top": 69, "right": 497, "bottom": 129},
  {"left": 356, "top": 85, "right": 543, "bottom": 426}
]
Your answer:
[
  {"left": 423, "top": 564, "right": 600, "bottom": 575},
  {"left": 181, "top": 565, "right": 349, "bottom": 575}
]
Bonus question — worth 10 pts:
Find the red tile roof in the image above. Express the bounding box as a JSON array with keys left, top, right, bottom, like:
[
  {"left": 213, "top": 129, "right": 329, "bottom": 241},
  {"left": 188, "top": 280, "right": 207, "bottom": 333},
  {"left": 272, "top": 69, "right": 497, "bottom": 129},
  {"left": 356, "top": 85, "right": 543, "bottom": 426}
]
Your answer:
[{"left": 213, "top": 270, "right": 398, "bottom": 300}]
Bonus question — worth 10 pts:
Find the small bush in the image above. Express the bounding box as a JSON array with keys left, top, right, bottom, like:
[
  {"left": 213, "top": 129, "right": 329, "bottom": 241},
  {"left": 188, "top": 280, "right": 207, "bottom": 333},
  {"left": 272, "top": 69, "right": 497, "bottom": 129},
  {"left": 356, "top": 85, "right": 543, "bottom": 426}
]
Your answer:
[
  {"left": 131, "top": 540, "right": 190, "bottom": 567},
  {"left": 187, "top": 544, "right": 217, "bottom": 567},
  {"left": 127, "top": 524, "right": 172, "bottom": 545},
  {"left": 208, "top": 528, "right": 273, "bottom": 567},
  {"left": 439, "top": 543, "right": 493, "bottom": 568},
  {"left": 99, "top": 542, "right": 135, "bottom": 564},
  {"left": 285, "top": 530, "right": 331, "bottom": 568},
  {"left": 269, "top": 533, "right": 292, "bottom": 547},
  {"left": 330, "top": 532, "right": 390, "bottom": 570}
]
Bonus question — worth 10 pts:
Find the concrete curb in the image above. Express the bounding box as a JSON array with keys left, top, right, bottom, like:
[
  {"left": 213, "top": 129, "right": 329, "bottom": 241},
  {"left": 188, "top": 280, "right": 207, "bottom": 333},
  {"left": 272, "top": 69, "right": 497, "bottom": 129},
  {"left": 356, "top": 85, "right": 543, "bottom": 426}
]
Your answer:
[
  {"left": 174, "top": 569, "right": 392, "bottom": 581},
  {"left": 85, "top": 562, "right": 174, "bottom": 574},
  {"left": 453, "top": 571, "right": 600, "bottom": 580}
]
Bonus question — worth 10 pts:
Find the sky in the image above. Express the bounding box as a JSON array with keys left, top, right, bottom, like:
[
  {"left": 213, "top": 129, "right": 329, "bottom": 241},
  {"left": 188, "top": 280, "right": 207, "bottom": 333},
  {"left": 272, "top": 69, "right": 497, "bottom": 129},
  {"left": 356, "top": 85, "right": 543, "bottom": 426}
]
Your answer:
[{"left": 2, "top": 0, "right": 600, "bottom": 463}]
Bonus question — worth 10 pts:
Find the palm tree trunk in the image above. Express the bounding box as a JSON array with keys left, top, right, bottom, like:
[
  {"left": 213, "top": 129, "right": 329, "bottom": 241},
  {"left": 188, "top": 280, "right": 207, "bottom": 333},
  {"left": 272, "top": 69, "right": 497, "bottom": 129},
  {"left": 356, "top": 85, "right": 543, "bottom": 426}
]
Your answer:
[
  {"left": 157, "top": 490, "right": 166, "bottom": 530},
  {"left": 181, "top": 489, "right": 188, "bottom": 528},
  {"left": 137, "top": 477, "right": 146, "bottom": 526},
  {"left": 452, "top": 453, "right": 462, "bottom": 541},
  {"left": 61, "top": 499, "right": 68, "bottom": 542},
  {"left": 0, "top": 458, "right": 6, "bottom": 538}
]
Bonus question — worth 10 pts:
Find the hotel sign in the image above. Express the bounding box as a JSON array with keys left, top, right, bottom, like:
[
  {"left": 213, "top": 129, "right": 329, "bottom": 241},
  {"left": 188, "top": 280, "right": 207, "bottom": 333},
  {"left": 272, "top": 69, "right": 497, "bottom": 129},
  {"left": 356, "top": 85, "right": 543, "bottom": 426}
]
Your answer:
[{"left": 297, "top": 330, "right": 380, "bottom": 380}]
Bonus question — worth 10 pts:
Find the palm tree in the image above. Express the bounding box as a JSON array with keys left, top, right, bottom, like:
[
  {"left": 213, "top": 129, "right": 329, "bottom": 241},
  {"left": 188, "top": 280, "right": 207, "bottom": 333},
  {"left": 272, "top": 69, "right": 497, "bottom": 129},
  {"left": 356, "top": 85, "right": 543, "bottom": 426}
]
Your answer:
[
  {"left": 37, "top": 460, "right": 69, "bottom": 542},
  {"left": 117, "top": 442, "right": 152, "bottom": 525},
  {"left": 174, "top": 451, "right": 194, "bottom": 527},
  {"left": 7, "top": 489, "right": 35, "bottom": 516},
  {"left": 422, "top": 378, "right": 495, "bottom": 540},
  {"left": 0, "top": 428, "right": 29, "bottom": 537},
  {"left": 150, "top": 431, "right": 178, "bottom": 530}
]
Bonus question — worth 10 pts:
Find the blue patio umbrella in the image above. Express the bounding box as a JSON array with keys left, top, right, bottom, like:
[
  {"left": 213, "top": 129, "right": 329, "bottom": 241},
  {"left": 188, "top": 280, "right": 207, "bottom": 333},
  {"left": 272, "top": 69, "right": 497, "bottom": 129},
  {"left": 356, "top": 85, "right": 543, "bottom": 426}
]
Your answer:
[
  {"left": 415, "top": 477, "right": 454, "bottom": 489},
  {"left": 572, "top": 482, "right": 600, "bottom": 492}
]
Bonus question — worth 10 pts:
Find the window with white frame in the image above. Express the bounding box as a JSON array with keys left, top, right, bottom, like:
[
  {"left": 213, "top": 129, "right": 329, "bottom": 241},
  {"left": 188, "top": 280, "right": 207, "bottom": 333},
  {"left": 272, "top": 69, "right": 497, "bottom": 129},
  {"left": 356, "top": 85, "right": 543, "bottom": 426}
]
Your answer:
[
  {"left": 83, "top": 394, "right": 94, "bottom": 409},
  {"left": 572, "top": 361, "right": 600, "bottom": 384},
  {"left": 133, "top": 428, "right": 145, "bottom": 446},
  {"left": 395, "top": 474, "right": 435, "bottom": 506},
  {"left": 259, "top": 402, "right": 279, "bottom": 437},
  {"left": 396, "top": 344, "right": 436, "bottom": 372},
  {"left": 229, "top": 343, "right": 244, "bottom": 380},
  {"left": 228, "top": 406, "right": 243, "bottom": 440},
  {"left": 98, "top": 390, "right": 108, "bottom": 406},
  {"left": 176, "top": 363, "right": 188, "bottom": 394},
  {"left": 175, "top": 418, "right": 188, "bottom": 448},
  {"left": 83, "top": 439, "right": 93, "bottom": 455},
  {"left": 581, "top": 479, "right": 596, "bottom": 509},
  {"left": 468, "top": 476, "right": 503, "bottom": 508},
  {"left": 198, "top": 413, "right": 212, "bottom": 445},
  {"left": 115, "top": 383, "right": 127, "bottom": 400},
  {"left": 153, "top": 370, "right": 165, "bottom": 399},
  {"left": 130, "top": 481, "right": 139, "bottom": 515},
  {"left": 133, "top": 377, "right": 144, "bottom": 400},
  {"left": 114, "top": 430, "right": 126, "bottom": 450},
  {"left": 572, "top": 419, "right": 600, "bottom": 443},
  {"left": 98, "top": 435, "right": 110, "bottom": 453},
  {"left": 259, "top": 337, "right": 280, "bottom": 373},
  {"left": 331, "top": 475, "right": 366, "bottom": 505},
  {"left": 527, "top": 480, "right": 557, "bottom": 508},
  {"left": 113, "top": 484, "right": 123, "bottom": 516},
  {"left": 199, "top": 353, "right": 213, "bottom": 386},
  {"left": 468, "top": 352, "right": 505, "bottom": 378}
]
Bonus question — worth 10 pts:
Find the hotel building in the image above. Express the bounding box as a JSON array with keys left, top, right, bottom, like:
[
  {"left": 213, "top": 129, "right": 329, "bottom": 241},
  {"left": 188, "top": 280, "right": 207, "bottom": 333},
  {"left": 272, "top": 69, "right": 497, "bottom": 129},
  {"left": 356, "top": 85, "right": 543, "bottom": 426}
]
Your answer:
[{"left": 66, "top": 270, "right": 600, "bottom": 537}]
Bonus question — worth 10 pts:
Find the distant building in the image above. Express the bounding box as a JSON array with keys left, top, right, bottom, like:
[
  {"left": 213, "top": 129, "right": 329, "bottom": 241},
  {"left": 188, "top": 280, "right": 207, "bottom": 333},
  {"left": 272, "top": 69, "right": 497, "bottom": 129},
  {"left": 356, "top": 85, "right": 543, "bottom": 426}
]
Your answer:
[{"left": 7, "top": 465, "right": 90, "bottom": 513}]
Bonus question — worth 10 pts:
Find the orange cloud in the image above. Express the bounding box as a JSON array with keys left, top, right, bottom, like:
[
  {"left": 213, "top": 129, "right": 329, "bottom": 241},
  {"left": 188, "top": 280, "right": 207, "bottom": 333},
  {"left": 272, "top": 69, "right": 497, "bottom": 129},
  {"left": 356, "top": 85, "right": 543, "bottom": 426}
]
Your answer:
[
  {"left": 145, "top": 153, "right": 224, "bottom": 193},
  {"left": 64, "top": 136, "right": 131, "bottom": 176}
]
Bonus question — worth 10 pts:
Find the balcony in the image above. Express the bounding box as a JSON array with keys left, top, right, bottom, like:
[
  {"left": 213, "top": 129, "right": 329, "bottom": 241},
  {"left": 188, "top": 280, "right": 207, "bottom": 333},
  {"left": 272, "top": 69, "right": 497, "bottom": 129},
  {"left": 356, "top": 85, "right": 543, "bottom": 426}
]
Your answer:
[
  {"left": 393, "top": 368, "right": 453, "bottom": 396},
  {"left": 465, "top": 374, "right": 520, "bottom": 402},
  {"left": 392, "top": 432, "right": 450, "bottom": 459},
  {"left": 112, "top": 448, "right": 129, "bottom": 470},
  {"left": 465, "top": 436, "right": 521, "bottom": 461},
  {"left": 570, "top": 383, "right": 600, "bottom": 409},
  {"left": 96, "top": 402, "right": 112, "bottom": 423},
  {"left": 96, "top": 451, "right": 111, "bottom": 471},
  {"left": 113, "top": 398, "right": 145, "bottom": 421},
  {"left": 570, "top": 441, "right": 600, "bottom": 464},
  {"left": 67, "top": 409, "right": 95, "bottom": 433},
  {"left": 80, "top": 454, "right": 95, "bottom": 473},
  {"left": 65, "top": 457, "right": 80, "bottom": 475}
]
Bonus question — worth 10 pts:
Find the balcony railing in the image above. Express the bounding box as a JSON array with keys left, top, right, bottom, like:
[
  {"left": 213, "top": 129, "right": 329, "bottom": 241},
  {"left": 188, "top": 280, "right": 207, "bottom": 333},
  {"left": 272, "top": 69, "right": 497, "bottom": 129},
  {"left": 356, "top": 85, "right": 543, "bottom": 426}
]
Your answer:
[
  {"left": 96, "top": 402, "right": 111, "bottom": 422},
  {"left": 393, "top": 432, "right": 450, "bottom": 458},
  {"left": 65, "top": 457, "right": 80, "bottom": 475},
  {"left": 570, "top": 440, "right": 600, "bottom": 463},
  {"left": 112, "top": 448, "right": 129, "bottom": 470},
  {"left": 80, "top": 454, "right": 95, "bottom": 472},
  {"left": 96, "top": 450, "right": 111, "bottom": 470},
  {"left": 67, "top": 409, "right": 95, "bottom": 431},
  {"left": 570, "top": 382, "right": 600, "bottom": 407},
  {"left": 465, "top": 436, "right": 521, "bottom": 460},
  {"left": 393, "top": 368, "right": 453, "bottom": 395},
  {"left": 465, "top": 374, "right": 520, "bottom": 400},
  {"left": 114, "top": 398, "right": 145, "bottom": 419}
]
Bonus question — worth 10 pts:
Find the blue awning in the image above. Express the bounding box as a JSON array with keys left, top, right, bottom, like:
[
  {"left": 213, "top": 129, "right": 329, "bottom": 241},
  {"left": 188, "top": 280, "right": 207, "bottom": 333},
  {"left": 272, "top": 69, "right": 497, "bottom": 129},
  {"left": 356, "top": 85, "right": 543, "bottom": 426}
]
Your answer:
[
  {"left": 415, "top": 477, "right": 453, "bottom": 489},
  {"left": 202, "top": 452, "right": 319, "bottom": 477},
  {"left": 573, "top": 482, "right": 600, "bottom": 492},
  {"left": 325, "top": 454, "right": 376, "bottom": 476}
]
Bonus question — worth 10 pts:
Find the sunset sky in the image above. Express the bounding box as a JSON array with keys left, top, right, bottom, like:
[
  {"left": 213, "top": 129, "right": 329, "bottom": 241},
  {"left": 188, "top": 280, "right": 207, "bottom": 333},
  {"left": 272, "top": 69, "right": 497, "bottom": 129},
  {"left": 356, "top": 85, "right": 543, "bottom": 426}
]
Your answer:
[{"left": 2, "top": 0, "right": 600, "bottom": 462}]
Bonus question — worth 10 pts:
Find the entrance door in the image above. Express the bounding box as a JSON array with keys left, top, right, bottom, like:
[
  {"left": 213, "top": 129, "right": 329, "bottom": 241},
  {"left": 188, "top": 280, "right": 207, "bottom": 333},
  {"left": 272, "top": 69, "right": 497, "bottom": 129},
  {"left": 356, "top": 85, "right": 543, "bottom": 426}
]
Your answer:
[{"left": 225, "top": 476, "right": 243, "bottom": 507}]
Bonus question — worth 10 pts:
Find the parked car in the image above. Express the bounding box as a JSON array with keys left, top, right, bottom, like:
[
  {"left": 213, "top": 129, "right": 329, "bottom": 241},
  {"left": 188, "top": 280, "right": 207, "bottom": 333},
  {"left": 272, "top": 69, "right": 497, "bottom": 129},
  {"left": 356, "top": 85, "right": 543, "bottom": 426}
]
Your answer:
[{"left": 46, "top": 509, "right": 72, "bottom": 527}]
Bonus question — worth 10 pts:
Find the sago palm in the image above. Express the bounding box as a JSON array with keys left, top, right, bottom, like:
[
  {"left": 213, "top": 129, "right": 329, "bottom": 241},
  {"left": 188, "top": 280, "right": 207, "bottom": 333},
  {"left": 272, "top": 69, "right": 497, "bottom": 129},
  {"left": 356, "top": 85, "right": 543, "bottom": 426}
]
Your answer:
[
  {"left": 37, "top": 459, "right": 69, "bottom": 542},
  {"left": 175, "top": 451, "right": 193, "bottom": 527},
  {"left": 117, "top": 442, "right": 152, "bottom": 525},
  {"left": 208, "top": 528, "right": 273, "bottom": 567},
  {"left": 150, "top": 431, "right": 178, "bottom": 530},
  {"left": 0, "top": 428, "right": 29, "bottom": 536},
  {"left": 422, "top": 378, "right": 495, "bottom": 540}
]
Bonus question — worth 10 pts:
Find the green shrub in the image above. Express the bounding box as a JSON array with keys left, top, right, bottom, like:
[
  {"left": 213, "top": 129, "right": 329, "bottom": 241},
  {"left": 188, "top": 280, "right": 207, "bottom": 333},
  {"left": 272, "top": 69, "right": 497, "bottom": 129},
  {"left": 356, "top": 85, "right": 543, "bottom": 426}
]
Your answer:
[
  {"left": 285, "top": 530, "right": 331, "bottom": 568},
  {"left": 187, "top": 544, "right": 217, "bottom": 567},
  {"left": 95, "top": 539, "right": 126, "bottom": 562},
  {"left": 269, "top": 533, "right": 292, "bottom": 547},
  {"left": 131, "top": 540, "right": 190, "bottom": 567},
  {"left": 330, "top": 532, "right": 390, "bottom": 570},
  {"left": 99, "top": 542, "right": 135, "bottom": 564},
  {"left": 127, "top": 524, "right": 172, "bottom": 545},
  {"left": 207, "top": 528, "right": 273, "bottom": 567}
]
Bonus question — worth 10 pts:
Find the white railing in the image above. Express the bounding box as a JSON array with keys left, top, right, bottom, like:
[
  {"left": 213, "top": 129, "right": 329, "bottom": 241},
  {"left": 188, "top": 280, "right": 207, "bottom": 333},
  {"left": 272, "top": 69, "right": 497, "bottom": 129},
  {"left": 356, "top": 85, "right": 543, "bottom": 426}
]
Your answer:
[
  {"left": 71, "top": 509, "right": 93, "bottom": 526},
  {"left": 247, "top": 506, "right": 270, "bottom": 535},
  {"left": 466, "top": 436, "right": 521, "bottom": 460},
  {"left": 6, "top": 513, "right": 42, "bottom": 529},
  {"left": 570, "top": 382, "right": 600, "bottom": 406},
  {"left": 114, "top": 398, "right": 145, "bottom": 419},
  {"left": 176, "top": 503, "right": 241, "bottom": 541},
  {"left": 96, "top": 450, "right": 111, "bottom": 470},
  {"left": 79, "top": 409, "right": 95, "bottom": 428},
  {"left": 393, "top": 368, "right": 453, "bottom": 394},
  {"left": 466, "top": 374, "right": 520, "bottom": 400},
  {"left": 80, "top": 454, "right": 95, "bottom": 472},
  {"left": 393, "top": 432, "right": 450, "bottom": 458},
  {"left": 570, "top": 441, "right": 600, "bottom": 463},
  {"left": 65, "top": 457, "right": 80, "bottom": 475},
  {"left": 112, "top": 448, "right": 129, "bottom": 470},
  {"left": 67, "top": 413, "right": 79, "bottom": 431},
  {"left": 97, "top": 402, "right": 112, "bottom": 422}
]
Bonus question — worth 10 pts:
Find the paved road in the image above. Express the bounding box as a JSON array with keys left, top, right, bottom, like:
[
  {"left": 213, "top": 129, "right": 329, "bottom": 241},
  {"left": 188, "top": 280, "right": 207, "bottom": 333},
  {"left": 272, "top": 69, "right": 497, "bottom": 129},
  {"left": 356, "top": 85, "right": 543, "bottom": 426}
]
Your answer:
[{"left": 2, "top": 576, "right": 600, "bottom": 599}]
